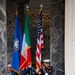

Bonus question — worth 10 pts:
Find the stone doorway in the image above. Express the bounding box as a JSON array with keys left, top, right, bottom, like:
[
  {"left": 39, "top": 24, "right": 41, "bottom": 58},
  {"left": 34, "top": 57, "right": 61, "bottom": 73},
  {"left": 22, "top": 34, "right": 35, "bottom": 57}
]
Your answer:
[{"left": 0, "top": 0, "right": 65, "bottom": 75}]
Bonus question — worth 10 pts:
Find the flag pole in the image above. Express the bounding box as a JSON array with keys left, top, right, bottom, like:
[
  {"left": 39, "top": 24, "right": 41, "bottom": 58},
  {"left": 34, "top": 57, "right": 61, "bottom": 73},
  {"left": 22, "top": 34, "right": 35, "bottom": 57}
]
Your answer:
[
  {"left": 16, "top": 8, "right": 18, "bottom": 16},
  {"left": 37, "top": 4, "right": 44, "bottom": 75},
  {"left": 40, "top": 3, "right": 43, "bottom": 70},
  {"left": 26, "top": 5, "right": 32, "bottom": 75}
]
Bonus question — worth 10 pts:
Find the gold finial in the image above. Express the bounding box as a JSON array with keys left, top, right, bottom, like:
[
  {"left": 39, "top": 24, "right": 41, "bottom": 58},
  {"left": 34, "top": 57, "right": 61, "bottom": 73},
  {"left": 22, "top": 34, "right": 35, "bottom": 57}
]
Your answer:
[
  {"left": 16, "top": 9, "right": 18, "bottom": 15},
  {"left": 26, "top": 5, "right": 29, "bottom": 11},
  {"left": 39, "top": 4, "right": 43, "bottom": 13},
  {"left": 40, "top": 4, "right": 43, "bottom": 10}
]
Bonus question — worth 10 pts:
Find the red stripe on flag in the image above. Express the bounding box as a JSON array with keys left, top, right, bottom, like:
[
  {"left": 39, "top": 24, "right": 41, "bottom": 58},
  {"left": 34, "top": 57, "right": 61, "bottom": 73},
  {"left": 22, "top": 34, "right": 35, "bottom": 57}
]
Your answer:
[{"left": 36, "top": 52, "right": 40, "bottom": 59}]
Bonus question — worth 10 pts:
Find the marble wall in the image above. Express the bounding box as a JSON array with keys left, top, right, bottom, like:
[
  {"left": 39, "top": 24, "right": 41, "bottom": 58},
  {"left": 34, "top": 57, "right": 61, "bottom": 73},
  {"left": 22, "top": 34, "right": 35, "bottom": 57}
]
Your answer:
[
  {"left": 0, "top": 0, "right": 7, "bottom": 75},
  {"left": 50, "top": 0, "right": 65, "bottom": 75}
]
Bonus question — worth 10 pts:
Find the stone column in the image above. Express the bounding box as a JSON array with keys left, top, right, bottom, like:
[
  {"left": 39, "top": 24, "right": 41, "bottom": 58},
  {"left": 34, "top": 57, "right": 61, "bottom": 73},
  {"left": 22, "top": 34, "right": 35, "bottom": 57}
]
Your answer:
[
  {"left": 0, "top": 0, "right": 7, "bottom": 75},
  {"left": 65, "top": 0, "right": 75, "bottom": 75}
]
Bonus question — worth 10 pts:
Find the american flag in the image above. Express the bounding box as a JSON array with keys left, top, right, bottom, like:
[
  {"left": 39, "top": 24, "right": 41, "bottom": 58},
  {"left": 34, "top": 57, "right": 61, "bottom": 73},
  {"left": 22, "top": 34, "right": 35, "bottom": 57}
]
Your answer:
[{"left": 36, "top": 10, "right": 44, "bottom": 72}]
